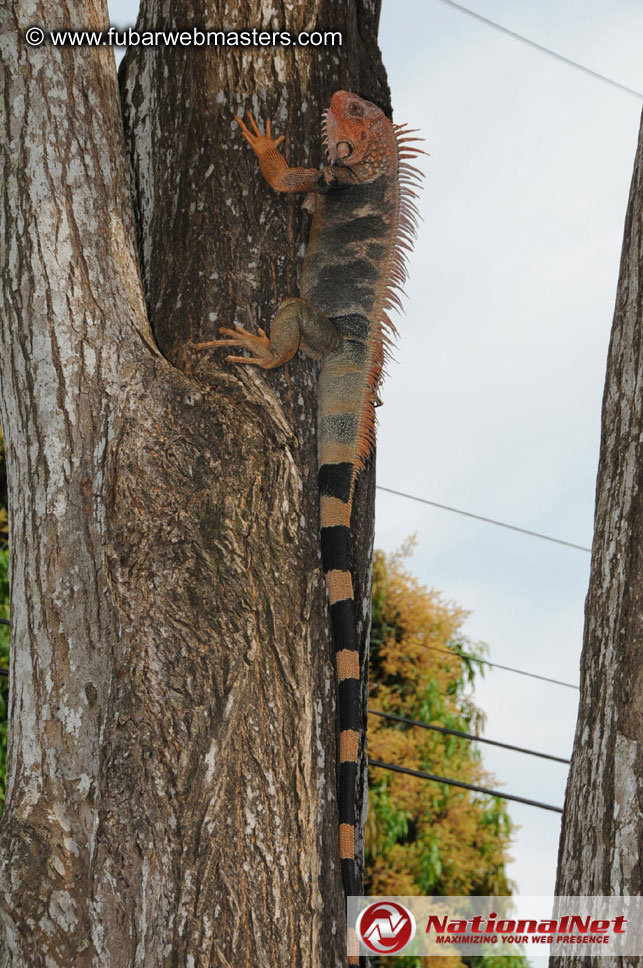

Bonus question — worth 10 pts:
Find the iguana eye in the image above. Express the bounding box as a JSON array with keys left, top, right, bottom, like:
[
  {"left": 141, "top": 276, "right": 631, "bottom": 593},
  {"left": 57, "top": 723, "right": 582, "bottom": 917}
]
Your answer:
[{"left": 350, "top": 103, "right": 364, "bottom": 117}]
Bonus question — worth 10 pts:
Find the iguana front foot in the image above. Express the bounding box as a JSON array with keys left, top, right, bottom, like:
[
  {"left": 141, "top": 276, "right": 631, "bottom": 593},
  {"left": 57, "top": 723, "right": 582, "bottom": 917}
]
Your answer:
[
  {"left": 195, "top": 326, "right": 292, "bottom": 369},
  {"left": 235, "top": 113, "right": 285, "bottom": 162},
  {"left": 234, "top": 110, "right": 323, "bottom": 194}
]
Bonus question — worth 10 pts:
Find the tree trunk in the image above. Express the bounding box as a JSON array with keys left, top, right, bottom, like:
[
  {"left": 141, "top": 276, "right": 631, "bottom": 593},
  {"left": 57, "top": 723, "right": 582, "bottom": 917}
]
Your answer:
[
  {"left": 0, "top": 1, "right": 389, "bottom": 965},
  {"left": 552, "top": 113, "right": 643, "bottom": 967}
]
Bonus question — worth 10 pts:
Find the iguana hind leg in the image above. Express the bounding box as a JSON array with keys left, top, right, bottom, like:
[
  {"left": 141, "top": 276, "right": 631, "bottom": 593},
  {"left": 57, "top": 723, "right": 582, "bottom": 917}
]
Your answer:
[
  {"left": 195, "top": 324, "right": 277, "bottom": 367},
  {"left": 195, "top": 297, "right": 342, "bottom": 369}
]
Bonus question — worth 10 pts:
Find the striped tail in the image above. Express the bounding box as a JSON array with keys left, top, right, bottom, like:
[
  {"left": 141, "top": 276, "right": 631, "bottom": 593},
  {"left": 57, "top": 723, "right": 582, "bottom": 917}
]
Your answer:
[{"left": 319, "top": 461, "right": 361, "bottom": 963}]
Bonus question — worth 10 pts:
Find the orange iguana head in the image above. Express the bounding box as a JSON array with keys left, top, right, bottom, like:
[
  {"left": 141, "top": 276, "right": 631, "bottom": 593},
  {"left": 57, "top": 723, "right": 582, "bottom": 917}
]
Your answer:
[{"left": 323, "top": 91, "right": 397, "bottom": 181}]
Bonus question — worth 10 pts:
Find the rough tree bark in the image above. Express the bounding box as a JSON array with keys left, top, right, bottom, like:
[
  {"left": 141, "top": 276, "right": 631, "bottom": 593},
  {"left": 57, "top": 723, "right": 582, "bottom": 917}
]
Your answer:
[
  {"left": 552, "top": 113, "right": 643, "bottom": 967},
  {"left": 0, "top": 0, "right": 390, "bottom": 965}
]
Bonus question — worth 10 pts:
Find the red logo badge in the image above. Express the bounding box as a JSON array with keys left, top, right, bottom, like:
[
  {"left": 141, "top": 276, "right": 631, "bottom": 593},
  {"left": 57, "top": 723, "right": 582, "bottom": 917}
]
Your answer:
[{"left": 356, "top": 901, "right": 416, "bottom": 954}]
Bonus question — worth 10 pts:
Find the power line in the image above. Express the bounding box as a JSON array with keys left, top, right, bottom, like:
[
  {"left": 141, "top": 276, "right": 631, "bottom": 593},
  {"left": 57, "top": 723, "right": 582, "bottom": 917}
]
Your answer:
[
  {"left": 433, "top": 0, "right": 643, "bottom": 100},
  {"left": 376, "top": 485, "right": 591, "bottom": 553},
  {"left": 0, "top": 657, "right": 575, "bottom": 762},
  {"left": 425, "top": 643, "right": 579, "bottom": 690},
  {"left": 0, "top": 620, "right": 580, "bottom": 689},
  {"left": 0, "top": 662, "right": 565, "bottom": 806},
  {"left": 369, "top": 758, "right": 563, "bottom": 813},
  {"left": 369, "top": 709, "right": 570, "bottom": 764},
  {"left": 0, "top": 652, "right": 567, "bottom": 807},
  {"left": 0, "top": 492, "right": 595, "bottom": 554},
  {"left": 0, "top": 651, "right": 582, "bottom": 691}
]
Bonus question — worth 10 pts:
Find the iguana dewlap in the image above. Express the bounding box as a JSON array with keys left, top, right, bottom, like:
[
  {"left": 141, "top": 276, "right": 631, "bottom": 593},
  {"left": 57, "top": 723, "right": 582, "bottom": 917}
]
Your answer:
[{"left": 196, "top": 90, "right": 422, "bottom": 963}]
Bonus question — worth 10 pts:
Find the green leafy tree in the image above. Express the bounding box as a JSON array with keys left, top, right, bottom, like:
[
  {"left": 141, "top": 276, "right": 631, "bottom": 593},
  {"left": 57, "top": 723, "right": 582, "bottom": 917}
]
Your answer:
[{"left": 366, "top": 544, "right": 528, "bottom": 968}]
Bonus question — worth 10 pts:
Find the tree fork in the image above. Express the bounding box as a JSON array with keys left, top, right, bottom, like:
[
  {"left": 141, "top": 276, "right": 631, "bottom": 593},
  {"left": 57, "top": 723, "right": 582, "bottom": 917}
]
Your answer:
[{"left": 0, "top": 0, "right": 389, "bottom": 964}]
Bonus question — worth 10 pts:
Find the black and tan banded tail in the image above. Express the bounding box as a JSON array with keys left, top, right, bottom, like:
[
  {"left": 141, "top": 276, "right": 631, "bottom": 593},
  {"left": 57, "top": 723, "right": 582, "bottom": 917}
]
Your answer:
[
  {"left": 319, "top": 464, "right": 360, "bottom": 900},
  {"left": 314, "top": 110, "right": 425, "bottom": 966}
]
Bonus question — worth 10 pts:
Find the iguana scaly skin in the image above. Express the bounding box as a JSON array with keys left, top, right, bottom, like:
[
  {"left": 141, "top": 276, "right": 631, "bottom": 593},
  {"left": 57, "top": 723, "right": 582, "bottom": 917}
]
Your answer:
[{"left": 196, "top": 91, "right": 422, "bottom": 961}]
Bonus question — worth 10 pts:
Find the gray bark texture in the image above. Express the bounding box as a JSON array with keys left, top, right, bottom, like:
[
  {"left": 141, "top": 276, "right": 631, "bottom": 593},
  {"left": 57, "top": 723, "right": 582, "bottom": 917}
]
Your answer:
[
  {"left": 0, "top": 0, "right": 390, "bottom": 964},
  {"left": 552, "top": 112, "right": 643, "bottom": 968}
]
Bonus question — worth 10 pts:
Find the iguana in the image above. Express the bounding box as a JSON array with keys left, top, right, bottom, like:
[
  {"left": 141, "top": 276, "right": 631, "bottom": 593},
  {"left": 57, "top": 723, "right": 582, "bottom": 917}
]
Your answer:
[{"left": 196, "top": 90, "right": 422, "bottom": 961}]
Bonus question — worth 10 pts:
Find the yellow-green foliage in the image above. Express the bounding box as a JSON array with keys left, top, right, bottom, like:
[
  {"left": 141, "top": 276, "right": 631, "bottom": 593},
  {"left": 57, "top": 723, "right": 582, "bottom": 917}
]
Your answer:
[{"left": 366, "top": 545, "right": 527, "bottom": 968}]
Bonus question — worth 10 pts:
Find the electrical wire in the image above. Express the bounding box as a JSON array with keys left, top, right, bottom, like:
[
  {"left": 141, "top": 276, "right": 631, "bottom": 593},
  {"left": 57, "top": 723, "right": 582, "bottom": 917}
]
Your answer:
[
  {"left": 425, "top": 643, "right": 579, "bottom": 690},
  {"left": 369, "top": 709, "right": 570, "bottom": 763},
  {"left": 0, "top": 620, "right": 580, "bottom": 689},
  {"left": 376, "top": 485, "right": 591, "bottom": 553},
  {"left": 0, "top": 490, "right": 593, "bottom": 553},
  {"left": 433, "top": 0, "right": 643, "bottom": 100},
  {"left": 369, "top": 758, "right": 564, "bottom": 813}
]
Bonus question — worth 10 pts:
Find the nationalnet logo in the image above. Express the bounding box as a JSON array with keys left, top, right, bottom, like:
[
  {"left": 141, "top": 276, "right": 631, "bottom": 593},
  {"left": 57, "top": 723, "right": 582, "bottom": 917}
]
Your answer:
[
  {"left": 355, "top": 901, "right": 416, "bottom": 954},
  {"left": 347, "top": 896, "right": 643, "bottom": 958}
]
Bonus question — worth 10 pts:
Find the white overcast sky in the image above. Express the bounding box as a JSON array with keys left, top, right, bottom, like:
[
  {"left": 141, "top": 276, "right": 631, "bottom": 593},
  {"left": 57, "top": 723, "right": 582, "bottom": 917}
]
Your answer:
[
  {"left": 107, "top": 0, "right": 643, "bottom": 930},
  {"left": 375, "top": 0, "right": 643, "bottom": 916}
]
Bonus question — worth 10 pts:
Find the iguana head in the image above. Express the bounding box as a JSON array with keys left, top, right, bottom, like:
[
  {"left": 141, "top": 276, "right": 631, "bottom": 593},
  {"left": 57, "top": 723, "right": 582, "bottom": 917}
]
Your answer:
[{"left": 323, "top": 91, "right": 397, "bottom": 181}]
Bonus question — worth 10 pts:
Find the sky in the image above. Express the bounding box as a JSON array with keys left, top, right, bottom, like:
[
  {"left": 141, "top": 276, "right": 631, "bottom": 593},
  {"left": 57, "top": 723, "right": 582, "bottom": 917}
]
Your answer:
[
  {"left": 374, "top": 0, "right": 643, "bottom": 911},
  {"left": 107, "top": 0, "right": 643, "bottom": 932}
]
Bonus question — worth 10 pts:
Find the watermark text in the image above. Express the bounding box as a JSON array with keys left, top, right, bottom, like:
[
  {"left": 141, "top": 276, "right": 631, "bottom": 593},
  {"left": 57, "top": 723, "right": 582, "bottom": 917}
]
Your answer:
[{"left": 24, "top": 25, "right": 343, "bottom": 49}]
